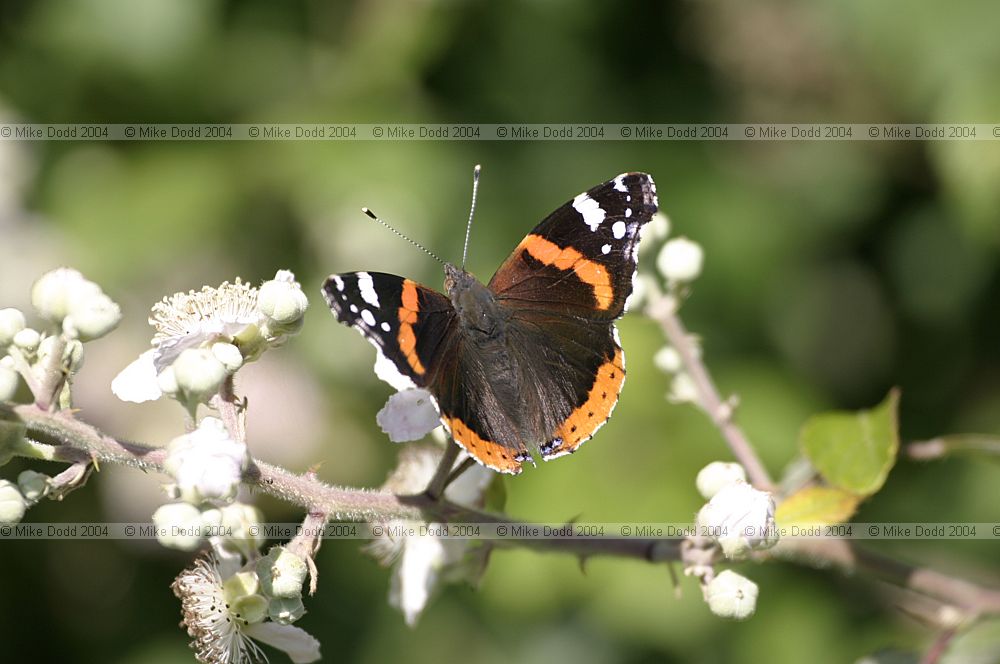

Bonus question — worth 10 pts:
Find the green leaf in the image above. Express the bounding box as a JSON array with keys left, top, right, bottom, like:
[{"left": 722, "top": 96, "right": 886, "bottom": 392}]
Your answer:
[
  {"left": 776, "top": 486, "right": 861, "bottom": 526},
  {"left": 799, "top": 388, "right": 900, "bottom": 496}
]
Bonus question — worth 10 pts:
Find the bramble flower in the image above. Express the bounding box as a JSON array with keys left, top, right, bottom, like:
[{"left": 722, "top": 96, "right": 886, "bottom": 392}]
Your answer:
[
  {"left": 164, "top": 417, "right": 248, "bottom": 505},
  {"left": 112, "top": 271, "right": 307, "bottom": 404},
  {"left": 0, "top": 308, "right": 26, "bottom": 347},
  {"left": 173, "top": 555, "right": 321, "bottom": 664},
  {"left": 369, "top": 443, "right": 494, "bottom": 626},
  {"left": 376, "top": 388, "right": 441, "bottom": 442},
  {"left": 697, "top": 480, "right": 777, "bottom": 559}
]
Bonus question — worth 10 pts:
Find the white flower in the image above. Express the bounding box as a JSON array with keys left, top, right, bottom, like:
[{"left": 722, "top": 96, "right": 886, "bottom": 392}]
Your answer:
[
  {"left": 376, "top": 388, "right": 441, "bottom": 442},
  {"left": 657, "top": 237, "right": 704, "bottom": 283},
  {"left": 705, "top": 570, "right": 758, "bottom": 620},
  {"left": 374, "top": 443, "right": 494, "bottom": 626},
  {"left": 667, "top": 372, "right": 699, "bottom": 404},
  {"left": 164, "top": 417, "right": 248, "bottom": 505},
  {"left": 173, "top": 556, "right": 321, "bottom": 664},
  {"left": 112, "top": 271, "right": 304, "bottom": 403},
  {"left": 695, "top": 462, "right": 747, "bottom": 500},
  {"left": 697, "top": 480, "right": 777, "bottom": 559}
]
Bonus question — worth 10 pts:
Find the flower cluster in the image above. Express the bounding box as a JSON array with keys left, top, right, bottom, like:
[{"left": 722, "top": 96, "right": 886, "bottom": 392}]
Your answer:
[
  {"left": 0, "top": 268, "right": 122, "bottom": 521},
  {"left": 112, "top": 270, "right": 307, "bottom": 412},
  {"left": 368, "top": 442, "right": 496, "bottom": 626},
  {"left": 684, "top": 461, "right": 777, "bottom": 621}
]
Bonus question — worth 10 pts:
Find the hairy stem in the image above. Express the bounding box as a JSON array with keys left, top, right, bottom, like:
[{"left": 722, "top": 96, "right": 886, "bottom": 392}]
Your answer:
[{"left": 647, "top": 293, "right": 776, "bottom": 491}]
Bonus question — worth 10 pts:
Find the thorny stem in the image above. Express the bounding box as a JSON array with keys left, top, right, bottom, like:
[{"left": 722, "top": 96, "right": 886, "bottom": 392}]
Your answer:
[
  {"left": 647, "top": 292, "right": 776, "bottom": 492},
  {"left": 6, "top": 402, "right": 1000, "bottom": 616}
]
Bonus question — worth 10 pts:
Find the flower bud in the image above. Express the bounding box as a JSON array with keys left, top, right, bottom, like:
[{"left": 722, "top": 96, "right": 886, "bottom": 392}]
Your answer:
[
  {"left": 0, "top": 479, "right": 26, "bottom": 523},
  {"left": 172, "top": 348, "right": 227, "bottom": 402},
  {"left": 64, "top": 339, "right": 84, "bottom": 372},
  {"left": 164, "top": 417, "right": 247, "bottom": 505},
  {"left": 0, "top": 308, "right": 26, "bottom": 347},
  {"left": 258, "top": 546, "right": 309, "bottom": 599},
  {"left": 657, "top": 237, "right": 704, "bottom": 283},
  {"left": 64, "top": 293, "right": 122, "bottom": 341},
  {"left": 0, "top": 362, "right": 19, "bottom": 401},
  {"left": 696, "top": 462, "right": 747, "bottom": 500},
  {"left": 152, "top": 502, "right": 205, "bottom": 550},
  {"left": 268, "top": 596, "right": 305, "bottom": 624},
  {"left": 212, "top": 502, "right": 265, "bottom": 559},
  {"left": 667, "top": 373, "right": 699, "bottom": 404},
  {"left": 13, "top": 328, "right": 40, "bottom": 353},
  {"left": 697, "top": 480, "right": 777, "bottom": 559},
  {"left": 17, "top": 470, "right": 50, "bottom": 502},
  {"left": 31, "top": 268, "right": 101, "bottom": 322},
  {"left": 653, "top": 346, "right": 682, "bottom": 374},
  {"left": 376, "top": 388, "right": 441, "bottom": 442},
  {"left": 211, "top": 342, "right": 243, "bottom": 373},
  {"left": 258, "top": 273, "right": 309, "bottom": 325},
  {"left": 705, "top": 570, "right": 758, "bottom": 620}
]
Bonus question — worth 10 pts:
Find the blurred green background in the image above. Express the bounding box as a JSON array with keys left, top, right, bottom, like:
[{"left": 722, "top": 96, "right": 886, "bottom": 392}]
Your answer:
[{"left": 1, "top": 0, "right": 999, "bottom": 662}]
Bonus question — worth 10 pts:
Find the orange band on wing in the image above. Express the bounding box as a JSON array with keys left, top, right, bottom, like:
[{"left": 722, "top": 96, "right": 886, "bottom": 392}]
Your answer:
[
  {"left": 398, "top": 279, "right": 426, "bottom": 375},
  {"left": 443, "top": 415, "right": 524, "bottom": 475},
  {"left": 548, "top": 348, "right": 626, "bottom": 455},
  {"left": 517, "top": 234, "right": 614, "bottom": 310}
]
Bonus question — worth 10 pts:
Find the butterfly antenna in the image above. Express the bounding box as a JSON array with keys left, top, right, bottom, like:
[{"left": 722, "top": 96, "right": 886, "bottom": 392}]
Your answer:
[
  {"left": 361, "top": 207, "right": 444, "bottom": 265},
  {"left": 461, "top": 164, "right": 481, "bottom": 270}
]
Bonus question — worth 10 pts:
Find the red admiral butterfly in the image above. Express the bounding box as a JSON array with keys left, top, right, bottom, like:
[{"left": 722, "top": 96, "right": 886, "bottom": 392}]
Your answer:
[{"left": 323, "top": 172, "right": 658, "bottom": 474}]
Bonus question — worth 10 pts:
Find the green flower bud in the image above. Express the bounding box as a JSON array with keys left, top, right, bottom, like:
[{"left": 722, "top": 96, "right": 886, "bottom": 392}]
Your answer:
[
  {"left": 211, "top": 342, "right": 243, "bottom": 373},
  {"left": 172, "top": 348, "right": 227, "bottom": 401},
  {"left": 268, "top": 596, "right": 305, "bottom": 624},
  {"left": 0, "top": 479, "right": 26, "bottom": 523},
  {"left": 705, "top": 570, "right": 758, "bottom": 620},
  {"left": 257, "top": 546, "right": 308, "bottom": 599},
  {"left": 0, "top": 308, "right": 26, "bottom": 347},
  {"left": 258, "top": 276, "right": 309, "bottom": 325},
  {"left": 17, "top": 470, "right": 49, "bottom": 502},
  {"left": 13, "top": 328, "right": 40, "bottom": 353}
]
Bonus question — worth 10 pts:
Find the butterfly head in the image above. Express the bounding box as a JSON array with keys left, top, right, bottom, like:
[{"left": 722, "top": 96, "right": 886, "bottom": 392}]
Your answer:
[{"left": 444, "top": 262, "right": 504, "bottom": 338}]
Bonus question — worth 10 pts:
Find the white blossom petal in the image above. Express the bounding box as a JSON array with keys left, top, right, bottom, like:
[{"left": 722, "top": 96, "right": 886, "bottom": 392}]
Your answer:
[
  {"left": 111, "top": 349, "right": 163, "bottom": 403},
  {"left": 376, "top": 389, "right": 441, "bottom": 442},
  {"left": 244, "top": 622, "right": 322, "bottom": 663}
]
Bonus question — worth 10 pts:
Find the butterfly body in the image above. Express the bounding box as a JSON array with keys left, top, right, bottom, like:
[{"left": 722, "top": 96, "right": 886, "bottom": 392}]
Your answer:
[{"left": 324, "top": 172, "right": 658, "bottom": 474}]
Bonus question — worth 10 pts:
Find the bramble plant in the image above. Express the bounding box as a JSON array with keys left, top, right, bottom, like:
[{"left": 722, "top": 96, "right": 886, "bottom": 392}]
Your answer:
[{"left": 2, "top": 215, "right": 999, "bottom": 663}]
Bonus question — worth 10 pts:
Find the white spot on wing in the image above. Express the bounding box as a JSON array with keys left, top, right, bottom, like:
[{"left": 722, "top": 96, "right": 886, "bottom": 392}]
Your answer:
[
  {"left": 349, "top": 304, "right": 358, "bottom": 313},
  {"left": 573, "top": 193, "right": 606, "bottom": 232},
  {"left": 361, "top": 309, "right": 376, "bottom": 326},
  {"left": 601, "top": 243, "right": 611, "bottom": 255},
  {"left": 612, "top": 221, "right": 627, "bottom": 239},
  {"left": 371, "top": 341, "right": 416, "bottom": 391},
  {"left": 625, "top": 208, "right": 632, "bottom": 218},
  {"left": 613, "top": 174, "right": 627, "bottom": 193},
  {"left": 331, "top": 275, "right": 345, "bottom": 291},
  {"left": 357, "top": 272, "right": 380, "bottom": 308},
  {"left": 381, "top": 321, "right": 391, "bottom": 332}
]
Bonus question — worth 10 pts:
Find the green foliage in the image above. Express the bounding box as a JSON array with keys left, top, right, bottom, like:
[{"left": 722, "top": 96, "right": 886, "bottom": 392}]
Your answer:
[
  {"left": 776, "top": 486, "right": 860, "bottom": 526},
  {"left": 800, "top": 389, "right": 900, "bottom": 496}
]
